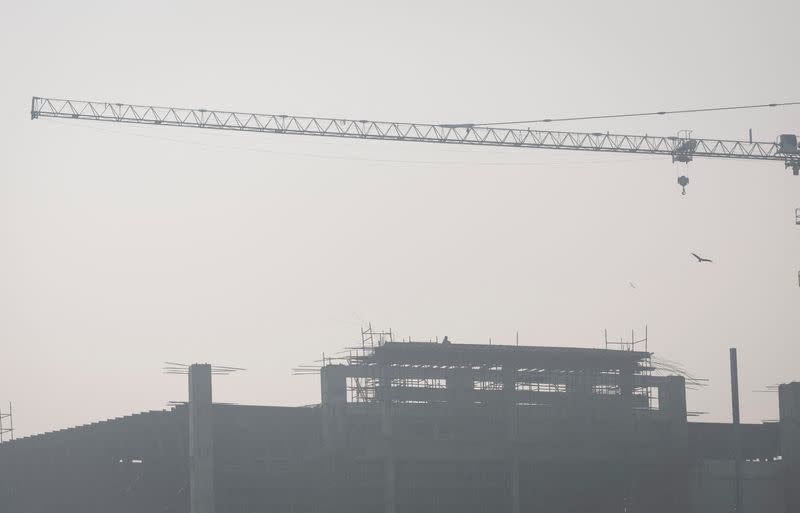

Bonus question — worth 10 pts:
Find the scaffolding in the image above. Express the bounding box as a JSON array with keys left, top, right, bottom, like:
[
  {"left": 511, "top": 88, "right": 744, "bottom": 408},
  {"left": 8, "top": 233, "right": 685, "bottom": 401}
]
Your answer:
[
  {"left": 0, "top": 402, "right": 14, "bottom": 443},
  {"left": 604, "top": 327, "right": 658, "bottom": 411},
  {"left": 345, "top": 324, "right": 393, "bottom": 404},
  {"left": 332, "top": 326, "right": 662, "bottom": 410}
]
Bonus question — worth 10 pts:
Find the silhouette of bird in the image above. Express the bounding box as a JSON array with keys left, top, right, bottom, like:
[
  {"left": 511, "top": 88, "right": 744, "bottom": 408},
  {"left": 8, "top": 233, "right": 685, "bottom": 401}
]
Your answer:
[
  {"left": 629, "top": 282, "right": 637, "bottom": 289},
  {"left": 691, "top": 252, "right": 713, "bottom": 263}
]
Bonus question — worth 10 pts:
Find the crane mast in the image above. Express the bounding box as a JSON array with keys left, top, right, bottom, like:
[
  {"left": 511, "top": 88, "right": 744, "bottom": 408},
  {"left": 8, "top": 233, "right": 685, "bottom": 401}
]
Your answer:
[{"left": 30, "top": 96, "right": 800, "bottom": 174}]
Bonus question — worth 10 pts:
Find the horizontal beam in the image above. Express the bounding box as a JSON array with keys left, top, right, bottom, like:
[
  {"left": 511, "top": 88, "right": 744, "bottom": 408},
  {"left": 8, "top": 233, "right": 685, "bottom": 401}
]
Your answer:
[
  {"left": 31, "top": 97, "right": 794, "bottom": 165},
  {"left": 386, "top": 386, "right": 651, "bottom": 408},
  {"left": 329, "top": 363, "right": 677, "bottom": 387}
]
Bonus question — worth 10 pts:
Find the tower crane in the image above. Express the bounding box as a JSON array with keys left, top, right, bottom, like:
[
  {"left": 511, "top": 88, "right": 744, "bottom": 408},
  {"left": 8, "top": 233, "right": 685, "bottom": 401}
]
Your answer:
[
  {"left": 28, "top": 96, "right": 800, "bottom": 285},
  {"left": 30, "top": 97, "right": 800, "bottom": 186}
]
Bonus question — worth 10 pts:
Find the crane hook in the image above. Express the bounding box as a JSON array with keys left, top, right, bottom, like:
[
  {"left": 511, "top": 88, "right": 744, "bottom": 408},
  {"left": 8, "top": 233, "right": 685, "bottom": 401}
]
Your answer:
[{"left": 677, "top": 175, "right": 689, "bottom": 195}]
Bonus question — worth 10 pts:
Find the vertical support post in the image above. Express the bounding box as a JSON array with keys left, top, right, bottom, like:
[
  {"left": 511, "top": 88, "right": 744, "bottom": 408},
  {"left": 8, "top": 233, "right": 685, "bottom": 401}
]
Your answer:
[
  {"left": 655, "top": 376, "right": 690, "bottom": 512},
  {"left": 510, "top": 460, "right": 520, "bottom": 513},
  {"left": 657, "top": 376, "right": 687, "bottom": 420},
  {"left": 380, "top": 366, "right": 395, "bottom": 513},
  {"left": 617, "top": 363, "right": 635, "bottom": 512},
  {"left": 446, "top": 367, "right": 473, "bottom": 410},
  {"left": 779, "top": 382, "right": 800, "bottom": 512},
  {"left": 189, "top": 364, "right": 215, "bottom": 513},
  {"left": 730, "top": 349, "right": 743, "bottom": 513},
  {"left": 619, "top": 363, "right": 634, "bottom": 399},
  {"left": 384, "top": 455, "right": 396, "bottom": 513},
  {"left": 320, "top": 366, "right": 347, "bottom": 448},
  {"left": 503, "top": 367, "right": 520, "bottom": 513}
]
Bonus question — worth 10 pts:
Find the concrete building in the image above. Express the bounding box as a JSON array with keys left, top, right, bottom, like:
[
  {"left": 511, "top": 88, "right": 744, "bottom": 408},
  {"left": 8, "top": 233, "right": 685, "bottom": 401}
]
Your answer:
[{"left": 0, "top": 340, "right": 797, "bottom": 513}]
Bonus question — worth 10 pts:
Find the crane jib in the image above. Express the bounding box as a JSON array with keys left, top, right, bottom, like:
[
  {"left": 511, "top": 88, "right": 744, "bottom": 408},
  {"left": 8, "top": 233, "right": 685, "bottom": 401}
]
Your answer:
[{"left": 29, "top": 96, "right": 800, "bottom": 174}]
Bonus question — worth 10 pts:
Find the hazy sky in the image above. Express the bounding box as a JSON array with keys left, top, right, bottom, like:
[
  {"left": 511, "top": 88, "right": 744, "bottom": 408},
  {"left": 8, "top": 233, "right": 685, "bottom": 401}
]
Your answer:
[{"left": 1, "top": 1, "right": 798, "bottom": 436}]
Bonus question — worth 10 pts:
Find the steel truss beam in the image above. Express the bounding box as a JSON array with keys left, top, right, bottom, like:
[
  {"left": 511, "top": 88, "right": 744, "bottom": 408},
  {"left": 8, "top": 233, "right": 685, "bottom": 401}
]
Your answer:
[{"left": 30, "top": 97, "right": 799, "bottom": 170}]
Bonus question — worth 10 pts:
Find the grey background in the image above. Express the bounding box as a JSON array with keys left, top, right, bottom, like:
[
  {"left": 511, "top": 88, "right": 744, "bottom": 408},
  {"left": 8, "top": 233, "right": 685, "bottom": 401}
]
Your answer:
[{"left": 1, "top": 0, "right": 798, "bottom": 436}]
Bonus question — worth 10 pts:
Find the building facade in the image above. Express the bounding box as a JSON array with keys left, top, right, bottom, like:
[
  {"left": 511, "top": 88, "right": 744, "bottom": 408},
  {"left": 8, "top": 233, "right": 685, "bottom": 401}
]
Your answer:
[{"left": 0, "top": 341, "right": 797, "bottom": 513}]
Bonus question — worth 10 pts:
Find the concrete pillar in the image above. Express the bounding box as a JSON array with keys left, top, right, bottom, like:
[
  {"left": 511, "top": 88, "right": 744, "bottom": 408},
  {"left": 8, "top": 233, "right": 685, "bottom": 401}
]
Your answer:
[
  {"left": 189, "top": 364, "right": 214, "bottom": 513},
  {"left": 656, "top": 376, "right": 690, "bottom": 513},
  {"left": 657, "top": 375, "right": 690, "bottom": 479},
  {"left": 383, "top": 455, "right": 396, "bottom": 513},
  {"left": 509, "top": 458, "right": 520, "bottom": 513},
  {"left": 446, "top": 367, "right": 473, "bottom": 409},
  {"left": 502, "top": 368, "right": 518, "bottom": 441},
  {"left": 779, "top": 382, "right": 800, "bottom": 512},
  {"left": 617, "top": 364, "right": 636, "bottom": 513},
  {"left": 503, "top": 368, "right": 520, "bottom": 513},
  {"left": 657, "top": 376, "right": 688, "bottom": 421},
  {"left": 619, "top": 364, "right": 634, "bottom": 399},
  {"left": 380, "top": 372, "right": 393, "bottom": 438},
  {"left": 320, "top": 365, "right": 348, "bottom": 449},
  {"left": 730, "top": 348, "right": 743, "bottom": 513},
  {"left": 380, "top": 367, "right": 395, "bottom": 513}
]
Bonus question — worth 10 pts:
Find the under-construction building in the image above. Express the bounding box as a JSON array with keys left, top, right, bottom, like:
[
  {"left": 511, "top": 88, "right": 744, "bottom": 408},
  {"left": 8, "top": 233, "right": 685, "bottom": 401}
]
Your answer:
[{"left": 1, "top": 337, "right": 798, "bottom": 513}]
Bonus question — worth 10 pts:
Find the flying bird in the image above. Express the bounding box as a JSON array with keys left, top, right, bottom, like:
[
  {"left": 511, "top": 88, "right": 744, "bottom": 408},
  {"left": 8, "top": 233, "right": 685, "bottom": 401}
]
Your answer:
[
  {"left": 691, "top": 252, "right": 713, "bottom": 263},
  {"left": 629, "top": 282, "right": 637, "bottom": 289}
]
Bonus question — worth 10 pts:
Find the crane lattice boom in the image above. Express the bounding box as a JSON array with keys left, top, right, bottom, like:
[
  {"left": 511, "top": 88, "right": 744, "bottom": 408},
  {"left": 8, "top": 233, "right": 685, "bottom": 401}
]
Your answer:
[{"left": 30, "top": 97, "right": 800, "bottom": 172}]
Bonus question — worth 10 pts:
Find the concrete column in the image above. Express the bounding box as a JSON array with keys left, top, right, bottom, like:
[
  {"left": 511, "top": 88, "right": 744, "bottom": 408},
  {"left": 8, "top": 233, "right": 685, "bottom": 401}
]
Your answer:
[
  {"left": 503, "top": 368, "right": 520, "bottom": 513},
  {"left": 383, "top": 456, "right": 396, "bottom": 513},
  {"left": 657, "top": 376, "right": 688, "bottom": 420},
  {"left": 189, "top": 364, "right": 214, "bottom": 513},
  {"left": 509, "top": 458, "right": 520, "bottom": 513},
  {"left": 730, "top": 349, "right": 743, "bottom": 513},
  {"left": 619, "top": 364, "right": 634, "bottom": 399},
  {"left": 320, "top": 365, "right": 348, "bottom": 449},
  {"left": 380, "top": 369, "right": 393, "bottom": 438},
  {"left": 656, "top": 376, "right": 690, "bottom": 513},
  {"left": 779, "top": 382, "right": 800, "bottom": 513},
  {"left": 446, "top": 367, "right": 473, "bottom": 410},
  {"left": 502, "top": 368, "right": 518, "bottom": 441},
  {"left": 380, "top": 367, "right": 395, "bottom": 513},
  {"left": 617, "top": 364, "right": 636, "bottom": 513}
]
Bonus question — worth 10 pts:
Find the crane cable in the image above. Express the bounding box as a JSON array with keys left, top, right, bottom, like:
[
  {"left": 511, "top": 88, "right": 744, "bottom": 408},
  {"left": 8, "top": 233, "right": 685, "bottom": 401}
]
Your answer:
[{"left": 467, "top": 101, "right": 800, "bottom": 127}]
